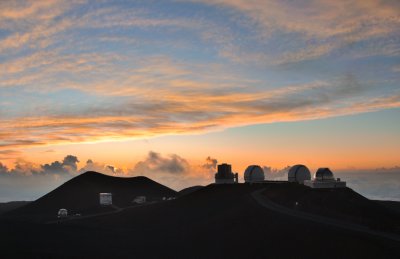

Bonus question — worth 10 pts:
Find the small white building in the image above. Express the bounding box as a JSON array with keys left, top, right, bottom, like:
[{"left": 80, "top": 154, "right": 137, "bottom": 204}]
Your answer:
[
  {"left": 304, "top": 168, "right": 346, "bottom": 188},
  {"left": 99, "top": 193, "right": 112, "bottom": 206},
  {"left": 244, "top": 165, "right": 265, "bottom": 183},
  {"left": 133, "top": 196, "right": 146, "bottom": 204},
  {"left": 58, "top": 208, "right": 68, "bottom": 218},
  {"left": 288, "top": 164, "right": 311, "bottom": 184}
]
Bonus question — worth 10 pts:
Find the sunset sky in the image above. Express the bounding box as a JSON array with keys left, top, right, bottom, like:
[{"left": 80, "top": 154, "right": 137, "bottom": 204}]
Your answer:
[{"left": 0, "top": 1, "right": 399, "bottom": 199}]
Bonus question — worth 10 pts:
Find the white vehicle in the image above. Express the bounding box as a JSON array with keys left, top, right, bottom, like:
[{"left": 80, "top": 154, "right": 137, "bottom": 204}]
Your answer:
[
  {"left": 132, "top": 196, "right": 146, "bottom": 204},
  {"left": 57, "top": 208, "right": 68, "bottom": 218}
]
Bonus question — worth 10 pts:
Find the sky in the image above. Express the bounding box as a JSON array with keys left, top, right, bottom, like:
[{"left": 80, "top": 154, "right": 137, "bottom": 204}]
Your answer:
[{"left": 0, "top": 0, "right": 399, "bottom": 201}]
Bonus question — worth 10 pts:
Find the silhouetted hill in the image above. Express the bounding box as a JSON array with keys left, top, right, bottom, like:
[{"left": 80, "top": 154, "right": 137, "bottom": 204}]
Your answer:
[
  {"left": 178, "top": 185, "right": 204, "bottom": 196},
  {"left": 1, "top": 182, "right": 399, "bottom": 258},
  {"left": 0, "top": 201, "right": 31, "bottom": 215},
  {"left": 262, "top": 183, "right": 400, "bottom": 233},
  {"left": 8, "top": 171, "right": 177, "bottom": 221}
]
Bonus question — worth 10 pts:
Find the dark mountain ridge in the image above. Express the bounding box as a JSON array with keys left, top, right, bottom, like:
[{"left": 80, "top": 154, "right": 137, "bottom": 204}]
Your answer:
[
  {"left": 2, "top": 183, "right": 397, "bottom": 258},
  {"left": 2, "top": 176, "right": 400, "bottom": 258},
  {"left": 178, "top": 185, "right": 204, "bottom": 196},
  {"left": 8, "top": 171, "right": 177, "bottom": 220},
  {"left": 262, "top": 182, "right": 400, "bottom": 233}
]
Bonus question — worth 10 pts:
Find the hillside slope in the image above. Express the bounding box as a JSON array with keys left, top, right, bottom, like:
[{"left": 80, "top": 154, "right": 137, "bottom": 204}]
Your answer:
[
  {"left": 178, "top": 185, "right": 204, "bottom": 196},
  {"left": 262, "top": 183, "right": 400, "bottom": 233},
  {"left": 2, "top": 182, "right": 399, "bottom": 258},
  {"left": 0, "top": 201, "right": 31, "bottom": 215},
  {"left": 8, "top": 171, "right": 177, "bottom": 220}
]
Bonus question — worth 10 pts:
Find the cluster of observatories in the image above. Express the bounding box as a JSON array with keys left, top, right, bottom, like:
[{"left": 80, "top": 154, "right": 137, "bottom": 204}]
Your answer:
[
  {"left": 57, "top": 164, "right": 346, "bottom": 218},
  {"left": 216, "top": 163, "right": 346, "bottom": 188}
]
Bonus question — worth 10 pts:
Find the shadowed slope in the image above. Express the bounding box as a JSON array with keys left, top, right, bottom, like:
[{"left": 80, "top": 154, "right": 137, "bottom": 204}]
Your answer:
[
  {"left": 262, "top": 183, "right": 400, "bottom": 233},
  {"left": 0, "top": 201, "right": 31, "bottom": 215},
  {"left": 18, "top": 184, "right": 399, "bottom": 258},
  {"left": 178, "top": 185, "right": 204, "bottom": 197},
  {"left": 8, "top": 171, "right": 177, "bottom": 220},
  {"left": 2, "top": 182, "right": 399, "bottom": 258}
]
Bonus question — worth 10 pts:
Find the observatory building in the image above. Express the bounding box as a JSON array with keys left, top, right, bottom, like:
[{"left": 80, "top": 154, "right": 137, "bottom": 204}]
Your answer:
[
  {"left": 304, "top": 168, "right": 346, "bottom": 188},
  {"left": 215, "top": 163, "right": 238, "bottom": 184},
  {"left": 288, "top": 164, "right": 311, "bottom": 184},
  {"left": 244, "top": 165, "right": 265, "bottom": 183},
  {"left": 99, "top": 193, "right": 112, "bottom": 206},
  {"left": 57, "top": 208, "right": 68, "bottom": 218}
]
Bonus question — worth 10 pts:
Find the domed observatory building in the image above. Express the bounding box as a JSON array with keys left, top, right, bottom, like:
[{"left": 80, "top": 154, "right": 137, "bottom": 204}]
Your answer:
[
  {"left": 288, "top": 164, "right": 311, "bottom": 184},
  {"left": 304, "top": 168, "right": 346, "bottom": 188},
  {"left": 244, "top": 165, "right": 265, "bottom": 183},
  {"left": 215, "top": 163, "right": 238, "bottom": 184}
]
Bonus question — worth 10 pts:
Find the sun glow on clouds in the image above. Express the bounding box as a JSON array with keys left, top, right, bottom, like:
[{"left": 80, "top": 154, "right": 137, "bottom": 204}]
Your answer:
[{"left": 0, "top": 0, "right": 399, "bottom": 171}]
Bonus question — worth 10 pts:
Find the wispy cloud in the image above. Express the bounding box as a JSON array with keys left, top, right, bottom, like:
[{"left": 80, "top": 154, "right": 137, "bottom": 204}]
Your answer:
[
  {"left": 393, "top": 65, "right": 400, "bottom": 73},
  {"left": 0, "top": 0, "right": 399, "bottom": 150},
  {"left": 0, "top": 0, "right": 78, "bottom": 21},
  {"left": 1, "top": 75, "right": 399, "bottom": 149},
  {"left": 0, "top": 149, "right": 22, "bottom": 160},
  {"left": 193, "top": 0, "right": 400, "bottom": 63}
]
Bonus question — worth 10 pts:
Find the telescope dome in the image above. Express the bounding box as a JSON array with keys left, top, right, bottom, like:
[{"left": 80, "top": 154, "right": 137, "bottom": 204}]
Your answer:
[
  {"left": 244, "top": 165, "right": 265, "bottom": 183},
  {"left": 288, "top": 165, "right": 311, "bottom": 183},
  {"left": 314, "top": 168, "right": 335, "bottom": 181}
]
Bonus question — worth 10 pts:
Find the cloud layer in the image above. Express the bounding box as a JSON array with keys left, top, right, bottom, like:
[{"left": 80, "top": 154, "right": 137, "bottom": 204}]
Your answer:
[
  {"left": 0, "top": 152, "right": 218, "bottom": 201},
  {"left": 0, "top": 0, "right": 399, "bottom": 152},
  {"left": 1, "top": 153, "right": 399, "bottom": 202}
]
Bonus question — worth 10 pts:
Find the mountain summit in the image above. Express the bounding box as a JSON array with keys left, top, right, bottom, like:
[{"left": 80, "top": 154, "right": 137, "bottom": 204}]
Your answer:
[{"left": 9, "top": 171, "right": 177, "bottom": 220}]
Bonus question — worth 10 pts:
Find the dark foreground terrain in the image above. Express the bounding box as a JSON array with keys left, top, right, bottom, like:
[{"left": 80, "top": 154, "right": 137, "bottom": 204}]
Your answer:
[
  {"left": 0, "top": 201, "right": 30, "bottom": 215},
  {"left": 7, "top": 171, "right": 177, "bottom": 222},
  {"left": 1, "top": 172, "right": 399, "bottom": 258}
]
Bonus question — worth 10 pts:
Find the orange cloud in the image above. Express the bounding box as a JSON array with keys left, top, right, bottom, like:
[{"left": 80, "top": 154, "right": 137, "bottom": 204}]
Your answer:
[
  {"left": 0, "top": 0, "right": 399, "bottom": 153},
  {"left": 0, "top": 0, "right": 67, "bottom": 20},
  {"left": 1, "top": 83, "right": 399, "bottom": 150}
]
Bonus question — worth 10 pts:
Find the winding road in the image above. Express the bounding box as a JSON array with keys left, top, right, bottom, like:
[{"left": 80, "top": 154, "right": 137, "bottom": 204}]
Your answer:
[
  {"left": 48, "top": 187, "right": 400, "bottom": 244},
  {"left": 251, "top": 188, "right": 400, "bottom": 242},
  {"left": 46, "top": 202, "right": 158, "bottom": 224}
]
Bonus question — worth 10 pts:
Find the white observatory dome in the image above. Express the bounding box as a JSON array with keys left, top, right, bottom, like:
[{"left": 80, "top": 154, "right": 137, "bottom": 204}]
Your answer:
[
  {"left": 288, "top": 165, "right": 311, "bottom": 183},
  {"left": 314, "top": 168, "right": 335, "bottom": 181},
  {"left": 244, "top": 165, "right": 265, "bottom": 183}
]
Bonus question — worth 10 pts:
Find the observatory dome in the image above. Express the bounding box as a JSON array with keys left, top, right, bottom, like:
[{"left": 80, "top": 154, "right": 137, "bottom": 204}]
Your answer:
[
  {"left": 288, "top": 164, "right": 311, "bottom": 183},
  {"left": 314, "top": 168, "right": 335, "bottom": 181},
  {"left": 244, "top": 165, "right": 265, "bottom": 183}
]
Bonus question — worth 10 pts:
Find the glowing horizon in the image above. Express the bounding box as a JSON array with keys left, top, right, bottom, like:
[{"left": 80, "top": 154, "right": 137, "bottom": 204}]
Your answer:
[{"left": 1, "top": 0, "right": 400, "bottom": 198}]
